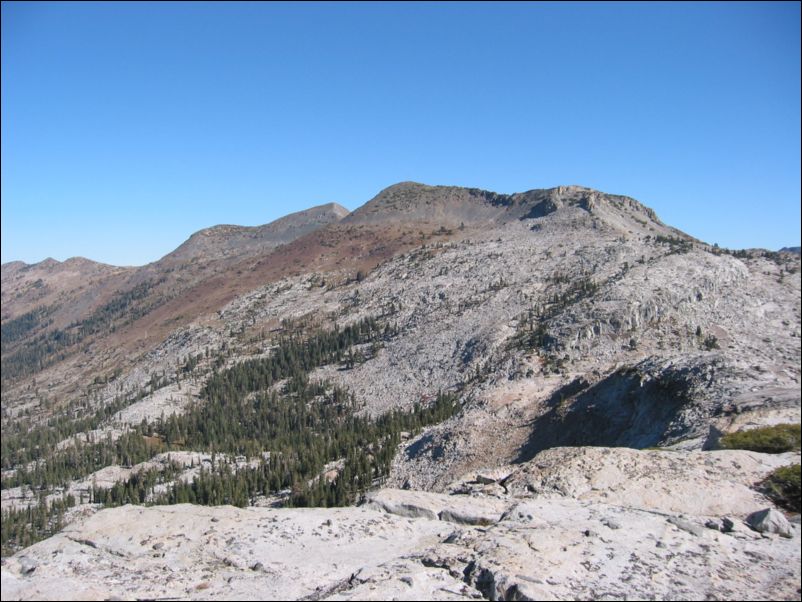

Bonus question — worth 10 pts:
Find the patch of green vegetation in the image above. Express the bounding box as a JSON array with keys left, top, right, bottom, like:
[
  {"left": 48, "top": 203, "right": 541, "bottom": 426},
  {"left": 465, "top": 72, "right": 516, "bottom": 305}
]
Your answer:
[
  {"left": 760, "top": 463, "right": 801, "bottom": 513},
  {"left": 150, "top": 389, "right": 459, "bottom": 509},
  {"left": 1, "top": 430, "right": 164, "bottom": 490},
  {"left": 1, "top": 315, "right": 463, "bottom": 554},
  {"left": 0, "top": 495, "right": 76, "bottom": 556},
  {"left": 719, "top": 423, "right": 801, "bottom": 454},
  {"left": 0, "top": 305, "right": 55, "bottom": 348},
  {"left": 653, "top": 234, "right": 692, "bottom": 254},
  {"left": 144, "top": 315, "right": 455, "bottom": 507},
  {"left": 702, "top": 334, "right": 720, "bottom": 350},
  {"left": 509, "top": 276, "right": 599, "bottom": 357},
  {"left": 1, "top": 386, "right": 155, "bottom": 473}
]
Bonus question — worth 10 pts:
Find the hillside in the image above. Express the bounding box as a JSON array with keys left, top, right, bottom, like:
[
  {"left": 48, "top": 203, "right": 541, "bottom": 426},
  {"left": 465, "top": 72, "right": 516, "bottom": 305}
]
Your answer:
[
  {"left": 1, "top": 182, "right": 800, "bottom": 600},
  {"left": 0, "top": 202, "right": 349, "bottom": 396}
]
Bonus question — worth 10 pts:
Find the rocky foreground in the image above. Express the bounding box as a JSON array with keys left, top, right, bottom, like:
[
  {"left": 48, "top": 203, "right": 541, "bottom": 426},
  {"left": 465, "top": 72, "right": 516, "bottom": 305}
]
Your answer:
[{"left": 3, "top": 447, "right": 799, "bottom": 601}]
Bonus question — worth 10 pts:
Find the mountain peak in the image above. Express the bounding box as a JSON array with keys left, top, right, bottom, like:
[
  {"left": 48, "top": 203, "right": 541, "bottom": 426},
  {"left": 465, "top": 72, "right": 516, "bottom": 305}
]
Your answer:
[
  {"left": 158, "top": 202, "right": 349, "bottom": 265},
  {"left": 37, "top": 257, "right": 61, "bottom": 268},
  {"left": 309, "top": 202, "right": 350, "bottom": 218},
  {"left": 345, "top": 181, "right": 511, "bottom": 225},
  {"left": 343, "top": 181, "right": 667, "bottom": 237}
]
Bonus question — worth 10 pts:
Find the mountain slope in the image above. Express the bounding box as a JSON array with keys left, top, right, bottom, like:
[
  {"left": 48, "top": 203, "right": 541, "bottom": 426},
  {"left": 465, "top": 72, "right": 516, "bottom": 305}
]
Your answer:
[
  {"left": 2, "top": 182, "right": 797, "bottom": 444},
  {"left": 1, "top": 182, "right": 799, "bottom": 600},
  {"left": 0, "top": 202, "right": 349, "bottom": 395},
  {"left": 0, "top": 257, "right": 134, "bottom": 324}
]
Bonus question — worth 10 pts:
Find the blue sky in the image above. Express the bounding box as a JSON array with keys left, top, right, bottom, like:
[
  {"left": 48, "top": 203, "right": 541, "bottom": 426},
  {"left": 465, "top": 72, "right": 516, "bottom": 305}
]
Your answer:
[{"left": 2, "top": 1, "right": 800, "bottom": 266}]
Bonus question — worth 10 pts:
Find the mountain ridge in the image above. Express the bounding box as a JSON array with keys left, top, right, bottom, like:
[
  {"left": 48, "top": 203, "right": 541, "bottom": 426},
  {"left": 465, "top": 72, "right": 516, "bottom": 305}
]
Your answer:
[
  {"left": 1, "top": 203, "right": 351, "bottom": 272},
  {"left": 2, "top": 183, "right": 783, "bottom": 274},
  {"left": 1, "top": 180, "right": 799, "bottom": 600},
  {"left": 154, "top": 201, "right": 350, "bottom": 267},
  {"left": 1, "top": 182, "right": 792, "bottom": 400}
]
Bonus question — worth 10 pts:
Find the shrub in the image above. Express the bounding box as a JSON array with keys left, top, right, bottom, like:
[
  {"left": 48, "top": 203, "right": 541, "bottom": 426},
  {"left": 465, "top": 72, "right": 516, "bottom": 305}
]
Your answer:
[
  {"left": 703, "top": 334, "right": 719, "bottom": 350},
  {"left": 760, "top": 464, "right": 801, "bottom": 512},
  {"left": 719, "top": 423, "right": 801, "bottom": 454}
]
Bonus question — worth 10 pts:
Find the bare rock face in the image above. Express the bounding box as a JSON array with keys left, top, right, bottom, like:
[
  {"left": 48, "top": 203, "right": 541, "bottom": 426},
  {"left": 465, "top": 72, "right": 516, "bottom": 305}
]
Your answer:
[
  {"left": 501, "top": 446, "right": 799, "bottom": 517},
  {"left": 0, "top": 503, "right": 453, "bottom": 601},
  {"left": 3, "top": 447, "right": 800, "bottom": 601}
]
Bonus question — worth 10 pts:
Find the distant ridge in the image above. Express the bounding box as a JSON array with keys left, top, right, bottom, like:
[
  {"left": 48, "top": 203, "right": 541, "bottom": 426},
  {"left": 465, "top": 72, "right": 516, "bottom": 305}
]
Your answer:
[{"left": 155, "top": 202, "right": 350, "bottom": 266}]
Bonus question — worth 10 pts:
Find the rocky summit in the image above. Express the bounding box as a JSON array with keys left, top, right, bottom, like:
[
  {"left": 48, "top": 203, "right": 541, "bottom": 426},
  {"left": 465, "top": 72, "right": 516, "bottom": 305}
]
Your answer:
[{"left": 1, "top": 182, "right": 800, "bottom": 600}]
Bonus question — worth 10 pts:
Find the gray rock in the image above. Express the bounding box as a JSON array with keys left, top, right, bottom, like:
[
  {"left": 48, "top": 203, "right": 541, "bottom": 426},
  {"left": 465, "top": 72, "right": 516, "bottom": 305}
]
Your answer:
[
  {"left": 438, "top": 508, "right": 498, "bottom": 527},
  {"left": 3, "top": 484, "right": 801, "bottom": 601},
  {"left": 365, "top": 489, "right": 508, "bottom": 525},
  {"left": 746, "top": 508, "right": 794, "bottom": 538},
  {"left": 18, "top": 557, "right": 36, "bottom": 576},
  {"left": 475, "top": 468, "right": 513, "bottom": 485},
  {"left": 667, "top": 516, "right": 705, "bottom": 537},
  {"left": 602, "top": 518, "right": 622, "bottom": 530},
  {"left": 364, "top": 496, "right": 438, "bottom": 521},
  {"left": 503, "top": 447, "right": 796, "bottom": 518}
]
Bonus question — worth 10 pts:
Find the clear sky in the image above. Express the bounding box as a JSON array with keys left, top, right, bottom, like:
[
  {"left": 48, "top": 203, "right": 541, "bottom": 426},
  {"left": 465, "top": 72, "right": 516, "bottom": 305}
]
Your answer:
[{"left": 2, "top": 1, "right": 800, "bottom": 266}]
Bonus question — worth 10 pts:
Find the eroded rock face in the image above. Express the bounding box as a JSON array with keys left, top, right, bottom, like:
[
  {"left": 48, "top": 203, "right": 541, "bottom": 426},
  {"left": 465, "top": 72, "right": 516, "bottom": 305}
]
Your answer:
[{"left": 3, "top": 447, "right": 799, "bottom": 601}]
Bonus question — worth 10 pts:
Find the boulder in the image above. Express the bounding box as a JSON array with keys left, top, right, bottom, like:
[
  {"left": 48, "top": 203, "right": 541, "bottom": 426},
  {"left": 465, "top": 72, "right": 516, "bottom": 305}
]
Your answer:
[{"left": 746, "top": 508, "right": 794, "bottom": 538}]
